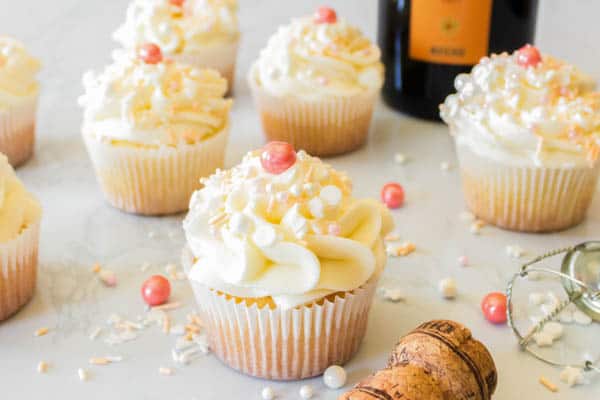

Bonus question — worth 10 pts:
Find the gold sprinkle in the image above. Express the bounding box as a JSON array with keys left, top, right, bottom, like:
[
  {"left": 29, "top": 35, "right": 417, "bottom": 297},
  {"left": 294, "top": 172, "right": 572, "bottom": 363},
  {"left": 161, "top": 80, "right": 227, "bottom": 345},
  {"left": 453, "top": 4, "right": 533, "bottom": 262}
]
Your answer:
[
  {"left": 384, "top": 233, "right": 400, "bottom": 242},
  {"left": 185, "top": 324, "right": 200, "bottom": 334},
  {"left": 37, "top": 361, "right": 49, "bottom": 373},
  {"left": 305, "top": 166, "right": 314, "bottom": 181},
  {"left": 187, "top": 313, "right": 203, "bottom": 327},
  {"left": 185, "top": 332, "right": 194, "bottom": 342},
  {"left": 539, "top": 376, "right": 559, "bottom": 393},
  {"left": 34, "top": 327, "right": 49, "bottom": 337},
  {"left": 92, "top": 263, "right": 101, "bottom": 273},
  {"left": 151, "top": 302, "right": 182, "bottom": 311},
  {"left": 208, "top": 212, "right": 227, "bottom": 226},
  {"left": 89, "top": 357, "right": 110, "bottom": 366},
  {"left": 397, "top": 242, "right": 416, "bottom": 256},
  {"left": 163, "top": 313, "right": 171, "bottom": 334},
  {"left": 267, "top": 197, "right": 276, "bottom": 215}
]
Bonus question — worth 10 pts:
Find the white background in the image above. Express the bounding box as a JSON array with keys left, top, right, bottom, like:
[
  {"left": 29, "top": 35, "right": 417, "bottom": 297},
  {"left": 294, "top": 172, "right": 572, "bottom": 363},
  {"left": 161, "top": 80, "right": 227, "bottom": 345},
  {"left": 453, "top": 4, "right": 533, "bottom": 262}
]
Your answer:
[{"left": 0, "top": 1, "right": 599, "bottom": 399}]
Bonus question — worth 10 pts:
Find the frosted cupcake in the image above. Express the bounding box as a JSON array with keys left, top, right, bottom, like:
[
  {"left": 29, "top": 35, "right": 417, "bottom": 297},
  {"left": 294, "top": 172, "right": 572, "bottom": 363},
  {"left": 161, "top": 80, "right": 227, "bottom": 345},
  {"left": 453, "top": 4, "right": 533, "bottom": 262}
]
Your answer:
[
  {"left": 248, "top": 7, "right": 384, "bottom": 157},
  {"left": 441, "top": 45, "right": 600, "bottom": 232},
  {"left": 0, "top": 37, "right": 40, "bottom": 167},
  {"left": 0, "top": 154, "right": 41, "bottom": 320},
  {"left": 183, "top": 142, "right": 393, "bottom": 379},
  {"left": 113, "top": 0, "right": 239, "bottom": 92},
  {"left": 78, "top": 44, "right": 232, "bottom": 215}
]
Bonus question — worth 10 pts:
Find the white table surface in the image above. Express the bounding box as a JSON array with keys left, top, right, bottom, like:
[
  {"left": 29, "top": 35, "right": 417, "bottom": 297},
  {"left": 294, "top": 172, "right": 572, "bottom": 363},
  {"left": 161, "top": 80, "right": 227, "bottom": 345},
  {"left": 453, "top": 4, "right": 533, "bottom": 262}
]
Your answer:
[{"left": 1, "top": 1, "right": 599, "bottom": 398}]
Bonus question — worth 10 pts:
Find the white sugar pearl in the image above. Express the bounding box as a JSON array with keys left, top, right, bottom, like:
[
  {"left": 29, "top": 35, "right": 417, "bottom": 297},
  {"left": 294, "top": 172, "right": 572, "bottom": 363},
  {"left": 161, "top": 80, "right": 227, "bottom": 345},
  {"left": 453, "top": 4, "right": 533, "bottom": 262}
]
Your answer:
[
  {"left": 323, "top": 365, "right": 347, "bottom": 389},
  {"left": 261, "top": 386, "right": 275, "bottom": 400},
  {"left": 573, "top": 310, "right": 592, "bottom": 325},
  {"left": 438, "top": 278, "right": 457, "bottom": 299},
  {"left": 308, "top": 197, "right": 325, "bottom": 218},
  {"left": 78, "top": 368, "right": 89, "bottom": 381},
  {"left": 382, "top": 288, "right": 404, "bottom": 302},
  {"left": 253, "top": 226, "right": 277, "bottom": 247},
  {"left": 299, "top": 385, "right": 314, "bottom": 399},
  {"left": 394, "top": 153, "right": 406, "bottom": 164},
  {"left": 320, "top": 185, "right": 342, "bottom": 206},
  {"left": 505, "top": 245, "right": 524, "bottom": 259}
]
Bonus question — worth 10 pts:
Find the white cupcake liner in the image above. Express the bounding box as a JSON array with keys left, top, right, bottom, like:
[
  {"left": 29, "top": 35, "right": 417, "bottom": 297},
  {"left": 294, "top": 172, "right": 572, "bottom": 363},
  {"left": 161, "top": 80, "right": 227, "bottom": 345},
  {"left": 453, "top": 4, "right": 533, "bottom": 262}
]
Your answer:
[
  {"left": 248, "top": 72, "right": 379, "bottom": 157},
  {"left": 183, "top": 248, "right": 379, "bottom": 380},
  {"left": 0, "top": 220, "right": 40, "bottom": 321},
  {"left": 83, "top": 126, "right": 229, "bottom": 215},
  {"left": 0, "top": 96, "right": 37, "bottom": 167},
  {"left": 456, "top": 141, "right": 600, "bottom": 232},
  {"left": 173, "top": 39, "right": 239, "bottom": 93}
]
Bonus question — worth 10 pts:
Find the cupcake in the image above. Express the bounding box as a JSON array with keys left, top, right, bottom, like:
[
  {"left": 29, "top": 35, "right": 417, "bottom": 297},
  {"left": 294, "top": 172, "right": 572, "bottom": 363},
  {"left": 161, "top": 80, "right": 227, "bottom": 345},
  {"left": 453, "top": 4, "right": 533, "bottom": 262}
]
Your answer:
[
  {"left": 78, "top": 44, "right": 232, "bottom": 215},
  {"left": 441, "top": 45, "right": 600, "bottom": 232},
  {"left": 183, "top": 142, "right": 393, "bottom": 379},
  {"left": 0, "top": 154, "right": 41, "bottom": 320},
  {"left": 248, "top": 7, "right": 384, "bottom": 157},
  {"left": 0, "top": 37, "right": 41, "bottom": 167},
  {"left": 113, "top": 0, "right": 239, "bottom": 93}
]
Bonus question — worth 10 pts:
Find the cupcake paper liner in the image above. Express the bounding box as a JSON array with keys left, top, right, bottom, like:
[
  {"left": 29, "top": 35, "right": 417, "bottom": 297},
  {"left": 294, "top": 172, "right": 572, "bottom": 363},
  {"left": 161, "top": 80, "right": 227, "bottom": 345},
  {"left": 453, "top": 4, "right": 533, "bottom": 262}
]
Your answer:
[
  {"left": 249, "top": 77, "right": 378, "bottom": 157},
  {"left": 0, "top": 220, "right": 40, "bottom": 321},
  {"left": 83, "top": 126, "right": 228, "bottom": 216},
  {"left": 183, "top": 246, "right": 380, "bottom": 380},
  {"left": 0, "top": 96, "right": 37, "bottom": 167},
  {"left": 456, "top": 142, "right": 600, "bottom": 232},
  {"left": 174, "top": 39, "right": 239, "bottom": 94}
]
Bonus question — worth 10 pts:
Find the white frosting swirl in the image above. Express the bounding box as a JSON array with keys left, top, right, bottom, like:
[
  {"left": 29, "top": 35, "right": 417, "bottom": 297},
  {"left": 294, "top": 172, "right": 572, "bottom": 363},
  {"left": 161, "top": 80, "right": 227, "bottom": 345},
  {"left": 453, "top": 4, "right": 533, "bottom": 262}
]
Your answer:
[
  {"left": 113, "top": 0, "right": 239, "bottom": 55},
  {"left": 249, "top": 15, "right": 383, "bottom": 99},
  {"left": 0, "top": 154, "right": 41, "bottom": 243},
  {"left": 440, "top": 50, "right": 600, "bottom": 168},
  {"left": 0, "top": 36, "right": 40, "bottom": 108},
  {"left": 78, "top": 51, "right": 232, "bottom": 146},
  {"left": 183, "top": 149, "right": 393, "bottom": 309}
]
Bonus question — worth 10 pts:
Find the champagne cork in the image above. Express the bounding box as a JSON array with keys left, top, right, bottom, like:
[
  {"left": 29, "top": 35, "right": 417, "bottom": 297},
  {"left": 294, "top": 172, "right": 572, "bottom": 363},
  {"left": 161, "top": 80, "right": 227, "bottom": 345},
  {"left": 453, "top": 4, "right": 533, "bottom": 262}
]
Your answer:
[
  {"left": 340, "top": 364, "right": 444, "bottom": 400},
  {"left": 389, "top": 320, "right": 497, "bottom": 400},
  {"left": 340, "top": 320, "right": 497, "bottom": 400}
]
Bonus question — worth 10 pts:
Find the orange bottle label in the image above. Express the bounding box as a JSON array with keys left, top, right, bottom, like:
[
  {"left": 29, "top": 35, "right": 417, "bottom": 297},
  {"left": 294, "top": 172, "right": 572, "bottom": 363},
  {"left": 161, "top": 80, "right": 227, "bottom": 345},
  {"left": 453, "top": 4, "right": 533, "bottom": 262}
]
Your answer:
[{"left": 409, "top": 0, "right": 493, "bottom": 65}]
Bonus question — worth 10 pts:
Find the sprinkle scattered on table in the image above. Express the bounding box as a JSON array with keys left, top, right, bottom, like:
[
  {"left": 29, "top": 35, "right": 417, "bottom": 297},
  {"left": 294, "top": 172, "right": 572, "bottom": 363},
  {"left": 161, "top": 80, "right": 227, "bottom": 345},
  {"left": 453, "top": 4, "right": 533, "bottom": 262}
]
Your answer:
[
  {"left": 439, "top": 278, "right": 457, "bottom": 299},
  {"left": 34, "top": 327, "right": 49, "bottom": 337},
  {"left": 539, "top": 376, "right": 559, "bottom": 392},
  {"left": 37, "top": 361, "right": 48, "bottom": 373},
  {"left": 78, "top": 368, "right": 89, "bottom": 382}
]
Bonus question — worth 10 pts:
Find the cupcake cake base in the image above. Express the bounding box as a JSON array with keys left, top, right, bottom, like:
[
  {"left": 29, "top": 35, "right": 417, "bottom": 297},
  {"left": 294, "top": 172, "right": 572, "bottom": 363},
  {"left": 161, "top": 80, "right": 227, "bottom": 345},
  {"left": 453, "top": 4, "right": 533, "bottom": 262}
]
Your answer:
[
  {"left": 250, "top": 81, "right": 377, "bottom": 157},
  {"left": 0, "top": 221, "right": 40, "bottom": 321},
  {"left": 0, "top": 97, "right": 37, "bottom": 167},
  {"left": 457, "top": 143, "right": 600, "bottom": 232},
  {"left": 84, "top": 127, "right": 228, "bottom": 216},
  {"left": 190, "top": 278, "right": 377, "bottom": 380}
]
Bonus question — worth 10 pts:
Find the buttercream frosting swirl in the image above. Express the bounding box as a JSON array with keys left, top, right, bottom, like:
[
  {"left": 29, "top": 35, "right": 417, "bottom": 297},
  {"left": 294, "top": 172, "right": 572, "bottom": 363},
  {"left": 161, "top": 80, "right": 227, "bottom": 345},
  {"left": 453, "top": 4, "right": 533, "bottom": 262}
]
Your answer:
[
  {"left": 0, "top": 154, "right": 41, "bottom": 243},
  {"left": 440, "top": 49, "right": 600, "bottom": 167},
  {"left": 183, "top": 148, "right": 393, "bottom": 309},
  {"left": 249, "top": 14, "right": 384, "bottom": 99},
  {"left": 0, "top": 36, "right": 41, "bottom": 108},
  {"left": 78, "top": 51, "right": 232, "bottom": 146},
  {"left": 113, "top": 0, "right": 239, "bottom": 55}
]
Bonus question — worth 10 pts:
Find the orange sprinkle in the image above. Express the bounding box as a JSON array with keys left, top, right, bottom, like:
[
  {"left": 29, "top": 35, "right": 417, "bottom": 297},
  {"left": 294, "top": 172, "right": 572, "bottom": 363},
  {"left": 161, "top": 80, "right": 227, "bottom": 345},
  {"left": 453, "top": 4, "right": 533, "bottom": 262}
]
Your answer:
[{"left": 539, "top": 376, "right": 559, "bottom": 393}]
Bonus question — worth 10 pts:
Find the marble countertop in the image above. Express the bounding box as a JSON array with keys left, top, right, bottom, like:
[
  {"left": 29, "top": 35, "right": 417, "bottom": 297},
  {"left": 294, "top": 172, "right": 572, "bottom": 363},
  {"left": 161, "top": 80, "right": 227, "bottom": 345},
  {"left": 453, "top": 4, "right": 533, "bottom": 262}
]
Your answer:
[{"left": 1, "top": 1, "right": 599, "bottom": 398}]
